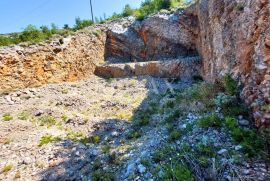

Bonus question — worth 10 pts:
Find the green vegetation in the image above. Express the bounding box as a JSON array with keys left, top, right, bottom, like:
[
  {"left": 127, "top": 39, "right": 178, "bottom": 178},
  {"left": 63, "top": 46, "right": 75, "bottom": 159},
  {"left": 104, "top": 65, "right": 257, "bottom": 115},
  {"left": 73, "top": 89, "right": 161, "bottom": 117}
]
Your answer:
[
  {"left": 66, "top": 131, "right": 90, "bottom": 145},
  {"left": 223, "top": 117, "right": 264, "bottom": 157},
  {"left": 2, "top": 113, "right": 13, "bottom": 121},
  {"left": 38, "top": 115, "right": 57, "bottom": 127},
  {"left": 0, "top": 18, "right": 93, "bottom": 47},
  {"left": 223, "top": 74, "right": 238, "bottom": 96},
  {"left": 89, "top": 135, "right": 101, "bottom": 144},
  {"left": 168, "top": 128, "right": 182, "bottom": 141},
  {"left": 1, "top": 164, "right": 13, "bottom": 173},
  {"left": 162, "top": 163, "right": 194, "bottom": 181},
  {"left": 17, "top": 111, "right": 30, "bottom": 120},
  {"left": 39, "top": 134, "right": 61, "bottom": 146},
  {"left": 236, "top": 3, "right": 245, "bottom": 12},
  {"left": 0, "top": 0, "right": 193, "bottom": 47},
  {"left": 126, "top": 130, "right": 141, "bottom": 140},
  {"left": 198, "top": 114, "right": 222, "bottom": 128}
]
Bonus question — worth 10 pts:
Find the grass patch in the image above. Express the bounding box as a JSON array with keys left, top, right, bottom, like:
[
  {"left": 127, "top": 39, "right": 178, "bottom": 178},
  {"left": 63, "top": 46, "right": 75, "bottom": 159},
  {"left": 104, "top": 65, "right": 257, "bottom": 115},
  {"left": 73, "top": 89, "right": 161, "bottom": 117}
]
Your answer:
[
  {"left": 162, "top": 163, "right": 194, "bottom": 181},
  {"left": 17, "top": 111, "right": 30, "bottom": 120},
  {"left": 168, "top": 129, "right": 182, "bottom": 142},
  {"left": 198, "top": 114, "right": 222, "bottom": 128},
  {"left": 2, "top": 113, "right": 13, "bottom": 121},
  {"left": 66, "top": 132, "right": 90, "bottom": 145},
  {"left": 38, "top": 115, "right": 57, "bottom": 127},
  {"left": 223, "top": 74, "right": 237, "bottom": 96},
  {"left": 224, "top": 117, "right": 264, "bottom": 157},
  {"left": 39, "top": 134, "right": 61, "bottom": 146},
  {"left": 126, "top": 130, "right": 141, "bottom": 140},
  {"left": 89, "top": 135, "right": 101, "bottom": 144},
  {"left": 1, "top": 164, "right": 13, "bottom": 173}
]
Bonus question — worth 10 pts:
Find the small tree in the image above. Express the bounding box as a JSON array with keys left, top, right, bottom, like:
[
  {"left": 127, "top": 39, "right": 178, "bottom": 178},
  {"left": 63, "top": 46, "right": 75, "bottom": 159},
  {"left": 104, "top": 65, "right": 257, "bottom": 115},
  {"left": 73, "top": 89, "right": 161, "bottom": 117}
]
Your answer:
[
  {"left": 74, "top": 17, "right": 93, "bottom": 31},
  {"left": 122, "top": 4, "right": 134, "bottom": 17}
]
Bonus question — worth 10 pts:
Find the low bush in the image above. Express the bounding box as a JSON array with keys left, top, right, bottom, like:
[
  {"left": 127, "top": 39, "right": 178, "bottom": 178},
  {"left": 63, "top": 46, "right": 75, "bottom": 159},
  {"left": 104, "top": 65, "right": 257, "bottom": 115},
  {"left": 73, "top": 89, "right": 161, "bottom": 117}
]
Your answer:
[
  {"left": 198, "top": 114, "right": 222, "bottom": 128},
  {"left": 38, "top": 115, "right": 57, "bottom": 127},
  {"left": 2, "top": 113, "right": 13, "bottom": 121},
  {"left": 223, "top": 74, "right": 238, "bottom": 96},
  {"left": 162, "top": 163, "right": 194, "bottom": 181},
  {"left": 39, "top": 134, "right": 61, "bottom": 146}
]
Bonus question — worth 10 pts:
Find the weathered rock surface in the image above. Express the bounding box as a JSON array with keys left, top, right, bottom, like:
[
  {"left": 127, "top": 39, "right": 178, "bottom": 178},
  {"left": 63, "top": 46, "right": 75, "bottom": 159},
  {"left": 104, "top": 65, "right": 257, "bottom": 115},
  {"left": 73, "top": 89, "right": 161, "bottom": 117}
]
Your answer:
[
  {"left": 0, "top": 27, "right": 106, "bottom": 92},
  {"left": 0, "top": 0, "right": 269, "bottom": 126},
  {"left": 105, "top": 15, "right": 198, "bottom": 63},
  {"left": 182, "top": 0, "right": 270, "bottom": 127},
  {"left": 95, "top": 57, "right": 201, "bottom": 79}
]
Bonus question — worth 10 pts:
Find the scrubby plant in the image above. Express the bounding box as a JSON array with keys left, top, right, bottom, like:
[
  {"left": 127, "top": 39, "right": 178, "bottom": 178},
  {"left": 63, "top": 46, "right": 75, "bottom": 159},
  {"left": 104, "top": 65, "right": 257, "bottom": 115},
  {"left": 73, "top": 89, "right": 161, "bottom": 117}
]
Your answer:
[
  {"left": 122, "top": 4, "right": 134, "bottom": 17},
  {"left": 236, "top": 3, "right": 245, "bottom": 12},
  {"left": 2, "top": 113, "right": 13, "bottom": 121},
  {"left": 73, "top": 17, "right": 93, "bottom": 31},
  {"left": 162, "top": 163, "right": 194, "bottom": 181},
  {"left": 38, "top": 115, "right": 57, "bottom": 127},
  {"left": 198, "top": 114, "right": 222, "bottom": 128},
  {"left": 221, "top": 102, "right": 249, "bottom": 118},
  {"left": 66, "top": 131, "right": 90, "bottom": 144},
  {"left": 168, "top": 129, "right": 182, "bottom": 141},
  {"left": 39, "top": 134, "right": 61, "bottom": 146},
  {"left": 214, "top": 93, "right": 235, "bottom": 107},
  {"left": 17, "top": 111, "right": 30, "bottom": 120},
  {"left": 196, "top": 143, "right": 216, "bottom": 157},
  {"left": 126, "top": 130, "right": 141, "bottom": 140},
  {"left": 1, "top": 164, "right": 13, "bottom": 173},
  {"left": 91, "top": 169, "right": 115, "bottom": 181},
  {"left": 223, "top": 74, "right": 238, "bottom": 96},
  {"left": 224, "top": 118, "right": 264, "bottom": 157},
  {"left": 89, "top": 135, "right": 101, "bottom": 144}
]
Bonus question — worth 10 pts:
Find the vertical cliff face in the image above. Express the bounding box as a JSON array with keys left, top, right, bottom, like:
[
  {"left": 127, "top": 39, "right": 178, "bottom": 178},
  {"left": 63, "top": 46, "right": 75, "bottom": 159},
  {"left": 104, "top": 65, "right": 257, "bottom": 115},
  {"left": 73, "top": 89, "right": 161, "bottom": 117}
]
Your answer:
[
  {"left": 184, "top": 0, "right": 270, "bottom": 127},
  {"left": 0, "top": 28, "right": 106, "bottom": 92},
  {"left": 104, "top": 15, "right": 198, "bottom": 63}
]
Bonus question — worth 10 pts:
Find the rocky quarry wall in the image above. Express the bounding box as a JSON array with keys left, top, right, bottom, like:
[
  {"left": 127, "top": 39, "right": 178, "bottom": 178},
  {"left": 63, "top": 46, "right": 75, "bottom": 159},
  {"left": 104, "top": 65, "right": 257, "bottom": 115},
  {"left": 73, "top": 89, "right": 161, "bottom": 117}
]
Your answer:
[
  {"left": 0, "top": 26, "right": 106, "bottom": 92},
  {"left": 0, "top": 0, "right": 269, "bottom": 127}
]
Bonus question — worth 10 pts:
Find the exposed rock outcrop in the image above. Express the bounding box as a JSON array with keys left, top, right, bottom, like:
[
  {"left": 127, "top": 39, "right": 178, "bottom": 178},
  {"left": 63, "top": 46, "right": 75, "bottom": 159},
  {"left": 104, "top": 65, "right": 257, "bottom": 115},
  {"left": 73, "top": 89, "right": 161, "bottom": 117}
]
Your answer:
[
  {"left": 0, "top": 0, "right": 269, "bottom": 127},
  {"left": 0, "top": 27, "right": 106, "bottom": 92},
  {"left": 105, "top": 15, "right": 198, "bottom": 63},
  {"left": 95, "top": 57, "right": 201, "bottom": 79},
  {"left": 183, "top": 0, "right": 270, "bottom": 127}
]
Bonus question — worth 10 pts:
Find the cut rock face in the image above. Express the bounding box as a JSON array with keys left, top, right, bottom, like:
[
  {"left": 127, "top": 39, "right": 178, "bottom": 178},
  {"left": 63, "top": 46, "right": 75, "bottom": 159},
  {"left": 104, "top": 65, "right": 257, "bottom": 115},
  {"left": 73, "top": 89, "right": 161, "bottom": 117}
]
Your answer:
[
  {"left": 105, "top": 14, "right": 198, "bottom": 63},
  {"left": 95, "top": 57, "right": 202, "bottom": 80}
]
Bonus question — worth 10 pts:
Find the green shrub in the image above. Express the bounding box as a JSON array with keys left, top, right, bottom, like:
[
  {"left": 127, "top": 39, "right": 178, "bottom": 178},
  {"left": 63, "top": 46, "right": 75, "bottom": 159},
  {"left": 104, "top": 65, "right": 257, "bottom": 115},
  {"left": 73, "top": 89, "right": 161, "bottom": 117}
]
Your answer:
[
  {"left": 198, "top": 114, "right": 222, "bottom": 128},
  {"left": 2, "top": 113, "right": 13, "bottom": 121},
  {"left": 221, "top": 102, "right": 249, "bottom": 117},
  {"left": 224, "top": 117, "right": 238, "bottom": 130},
  {"left": 196, "top": 143, "right": 216, "bottom": 157},
  {"left": 122, "top": 4, "right": 134, "bottom": 17},
  {"left": 18, "top": 111, "right": 30, "bottom": 120},
  {"left": 168, "top": 129, "right": 182, "bottom": 141},
  {"left": 73, "top": 17, "right": 93, "bottom": 31},
  {"left": 91, "top": 169, "right": 115, "bottom": 181},
  {"left": 39, "top": 134, "right": 61, "bottom": 146},
  {"left": 66, "top": 132, "right": 90, "bottom": 145},
  {"left": 223, "top": 75, "right": 238, "bottom": 96},
  {"left": 89, "top": 135, "right": 101, "bottom": 144},
  {"left": 226, "top": 122, "right": 264, "bottom": 157},
  {"left": 162, "top": 163, "right": 194, "bottom": 181},
  {"left": 38, "top": 115, "right": 57, "bottom": 127},
  {"left": 127, "top": 130, "right": 141, "bottom": 139},
  {"left": 236, "top": 4, "right": 245, "bottom": 11},
  {"left": 1, "top": 164, "right": 13, "bottom": 173}
]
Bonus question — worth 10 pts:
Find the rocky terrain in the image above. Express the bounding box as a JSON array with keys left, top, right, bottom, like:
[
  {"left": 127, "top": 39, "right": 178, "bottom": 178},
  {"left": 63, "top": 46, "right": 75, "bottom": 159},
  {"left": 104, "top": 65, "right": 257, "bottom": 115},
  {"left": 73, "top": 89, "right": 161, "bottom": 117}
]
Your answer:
[
  {"left": 0, "top": 0, "right": 270, "bottom": 180},
  {"left": 1, "top": 75, "right": 270, "bottom": 180}
]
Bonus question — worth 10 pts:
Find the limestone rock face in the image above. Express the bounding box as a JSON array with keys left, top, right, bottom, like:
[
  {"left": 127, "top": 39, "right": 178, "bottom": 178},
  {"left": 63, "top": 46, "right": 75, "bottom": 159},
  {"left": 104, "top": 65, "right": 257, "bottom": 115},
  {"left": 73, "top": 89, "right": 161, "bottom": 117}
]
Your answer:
[
  {"left": 0, "top": 27, "right": 106, "bottom": 92},
  {"left": 95, "top": 57, "right": 202, "bottom": 79},
  {"left": 105, "top": 15, "right": 198, "bottom": 63},
  {"left": 185, "top": 0, "right": 270, "bottom": 127}
]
